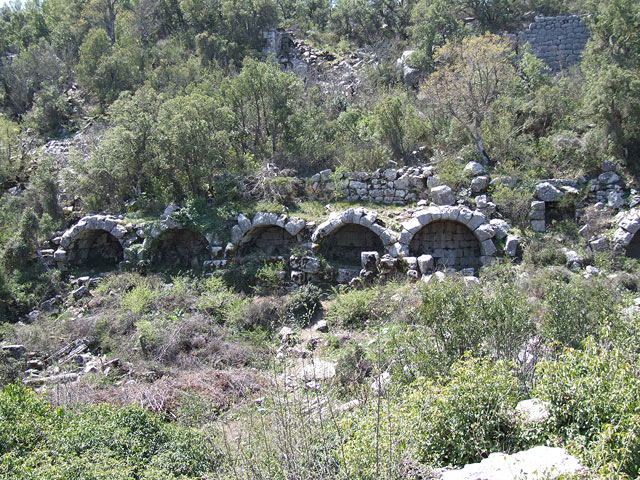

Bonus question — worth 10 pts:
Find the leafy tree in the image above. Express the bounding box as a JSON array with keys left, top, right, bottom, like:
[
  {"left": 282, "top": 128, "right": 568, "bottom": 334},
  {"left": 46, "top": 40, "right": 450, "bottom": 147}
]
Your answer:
[
  {"left": 581, "top": 0, "right": 640, "bottom": 161},
  {"left": 0, "top": 38, "right": 67, "bottom": 117},
  {"left": 156, "top": 91, "right": 235, "bottom": 198},
  {"left": 221, "top": 58, "right": 303, "bottom": 166},
  {"left": 419, "top": 33, "right": 518, "bottom": 163},
  {"left": 409, "top": 0, "right": 465, "bottom": 70}
]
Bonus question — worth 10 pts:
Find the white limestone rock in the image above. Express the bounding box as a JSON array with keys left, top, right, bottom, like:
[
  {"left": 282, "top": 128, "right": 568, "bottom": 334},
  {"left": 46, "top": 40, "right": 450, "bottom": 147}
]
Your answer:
[{"left": 438, "top": 446, "right": 583, "bottom": 480}]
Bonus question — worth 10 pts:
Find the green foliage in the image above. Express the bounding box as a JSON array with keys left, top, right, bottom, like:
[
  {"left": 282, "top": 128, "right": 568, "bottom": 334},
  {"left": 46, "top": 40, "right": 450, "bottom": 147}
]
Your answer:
[
  {"left": 522, "top": 237, "right": 567, "bottom": 267},
  {"left": 540, "top": 277, "right": 620, "bottom": 348},
  {"left": 326, "top": 286, "right": 379, "bottom": 328},
  {"left": 254, "top": 259, "right": 286, "bottom": 295},
  {"left": 534, "top": 342, "right": 640, "bottom": 478},
  {"left": 285, "top": 283, "right": 322, "bottom": 326},
  {"left": 343, "top": 357, "right": 522, "bottom": 477},
  {"left": 388, "top": 278, "right": 534, "bottom": 379},
  {"left": 121, "top": 281, "right": 156, "bottom": 315},
  {"left": 0, "top": 383, "right": 222, "bottom": 478}
]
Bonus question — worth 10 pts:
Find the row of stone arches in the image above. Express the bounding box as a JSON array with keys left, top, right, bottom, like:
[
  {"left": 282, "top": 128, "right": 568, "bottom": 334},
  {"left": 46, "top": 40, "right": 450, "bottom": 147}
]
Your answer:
[{"left": 55, "top": 208, "right": 502, "bottom": 271}]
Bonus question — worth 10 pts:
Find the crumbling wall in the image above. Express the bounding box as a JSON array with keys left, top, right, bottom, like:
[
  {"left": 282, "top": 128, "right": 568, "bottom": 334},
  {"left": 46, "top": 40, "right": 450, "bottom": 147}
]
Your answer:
[
  {"left": 149, "top": 228, "right": 209, "bottom": 269},
  {"left": 238, "top": 226, "right": 296, "bottom": 257},
  {"left": 516, "top": 15, "right": 590, "bottom": 72},
  {"left": 409, "top": 221, "right": 482, "bottom": 271},
  {"left": 320, "top": 223, "right": 385, "bottom": 266}
]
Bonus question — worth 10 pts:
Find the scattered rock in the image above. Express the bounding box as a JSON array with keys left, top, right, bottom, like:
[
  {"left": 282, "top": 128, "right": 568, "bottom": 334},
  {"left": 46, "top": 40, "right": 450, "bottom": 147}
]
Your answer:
[
  {"left": 438, "top": 446, "right": 583, "bottom": 480},
  {"left": 516, "top": 399, "right": 551, "bottom": 424},
  {"left": 430, "top": 185, "right": 456, "bottom": 206},
  {"left": 535, "top": 182, "right": 563, "bottom": 202},
  {"left": 300, "top": 359, "right": 336, "bottom": 382},
  {"left": 1, "top": 345, "right": 26, "bottom": 360}
]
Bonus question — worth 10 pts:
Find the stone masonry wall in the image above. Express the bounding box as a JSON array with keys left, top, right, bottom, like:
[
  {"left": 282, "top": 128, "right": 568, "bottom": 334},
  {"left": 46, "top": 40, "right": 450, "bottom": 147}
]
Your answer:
[{"left": 516, "top": 15, "right": 590, "bottom": 72}]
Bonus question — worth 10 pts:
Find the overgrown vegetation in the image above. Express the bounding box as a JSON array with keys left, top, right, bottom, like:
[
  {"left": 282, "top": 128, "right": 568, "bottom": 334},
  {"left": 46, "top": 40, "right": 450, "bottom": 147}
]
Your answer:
[{"left": 2, "top": 0, "right": 640, "bottom": 478}]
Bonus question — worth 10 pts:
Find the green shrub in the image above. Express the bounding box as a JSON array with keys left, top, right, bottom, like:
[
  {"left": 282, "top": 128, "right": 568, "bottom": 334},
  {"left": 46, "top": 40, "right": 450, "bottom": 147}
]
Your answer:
[
  {"left": 286, "top": 284, "right": 323, "bottom": 326},
  {"left": 534, "top": 341, "right": 640, "bottom": 478},
  {"left": 335, "top": 342, "right": 372, "bottom": 391},
  {"left": 387, "top": 278, "right": 534, "bottom": 379},
  {"left": 523, "top": 238, "right": 567, "bottom": 266},
  {"left": 540, "top": 277, "right": 619, "bottom": 349},
  {"left": 0, "top": 383, "right": 222, "bottom": 478},
  {"left": 326, "top": 286, "right": 379, "bottom": 327},
  {"left": 255, "top": 259, "right": 286, "bottom": 295},
  {"left": 343, "top": 357, "right": 522, "bottom": 478},
  {"left": 121, "top": 282, "right": 156, "bottom": 315}
]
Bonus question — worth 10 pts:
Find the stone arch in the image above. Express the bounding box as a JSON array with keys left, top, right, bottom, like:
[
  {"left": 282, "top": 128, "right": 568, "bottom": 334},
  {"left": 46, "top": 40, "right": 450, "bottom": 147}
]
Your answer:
[
  {"left": 230, "top": 212, "right": 307, "bottom": 255},
  {"left": 398, "top": 206, "right": 498, "bottom": 269},
  {"left": 311, "top": 208, "right": 397, "bottom": 266},
  {"left": 238, "top": 225, "right": 296, "bottom": 257},
  {"left": 409, "top": 220, "right": 481, "bottom": 270},
  {"left": 613, "top": 210, "right": 640, "bottom": 258},
  {"left": 149, "top": 228, "right": 209, "bottom": 269},
  {"left": 57, "top": 215, "right": 129, "bottom": 269},
  {"left": 66, "top": 229, "right": 124, "bottom": 267}
]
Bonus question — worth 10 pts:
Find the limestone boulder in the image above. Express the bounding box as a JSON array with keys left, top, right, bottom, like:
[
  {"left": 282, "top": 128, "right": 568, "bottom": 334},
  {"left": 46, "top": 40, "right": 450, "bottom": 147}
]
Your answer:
[
  {"left": 431, "top": 185, "right": 456, "bottom": 206},
  {"left": 438, "top": 446, "right": 583, "bottom": 480},
  {"left": 535, "top": 182, "right": 563, "bottom": 202}
]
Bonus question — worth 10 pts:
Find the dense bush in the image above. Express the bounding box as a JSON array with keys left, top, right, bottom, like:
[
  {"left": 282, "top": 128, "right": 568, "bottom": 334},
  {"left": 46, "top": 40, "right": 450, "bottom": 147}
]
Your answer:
[
  {"left": 343, "top": 357, "right": 522, "bottom": 478},
  {"left": 540, "top": 277, "right": 619, "bottom": 348},
  {"left": 534, "top": 342, "right": 640, "bottom": 478},
  {"left": 385, "top": 278, "right": 534, "bottom": 380},
  {"left": 0, "top": 383, "right": 222, "bottom": 478}
]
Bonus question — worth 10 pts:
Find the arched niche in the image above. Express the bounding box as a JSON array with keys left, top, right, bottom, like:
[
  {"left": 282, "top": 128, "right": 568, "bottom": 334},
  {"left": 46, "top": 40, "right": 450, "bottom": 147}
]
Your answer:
[
  {"left": 409, "top": 220, "right": 481, "bottom": 270},
  {"left": 238, "top": 225, "right": 296, "bottom": 257},
  {"left": 67, "top": 229, "right": 124, "bottom": 268},
  {"left": 150, "top": 228, "right": 208, "bottom": 269},
  {"left": 321, "top": 223, "right": 384, "bottom": 266}
]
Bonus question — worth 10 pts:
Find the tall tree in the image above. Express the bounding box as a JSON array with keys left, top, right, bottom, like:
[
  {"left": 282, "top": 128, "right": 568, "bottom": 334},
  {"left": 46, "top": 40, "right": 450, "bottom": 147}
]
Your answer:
[{"left": 419, "top": 33, "right": 517, "bottom": 163}]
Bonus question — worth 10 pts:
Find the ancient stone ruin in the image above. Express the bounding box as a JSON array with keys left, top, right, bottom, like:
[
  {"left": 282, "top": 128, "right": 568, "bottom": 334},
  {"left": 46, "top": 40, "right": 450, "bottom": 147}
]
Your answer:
[
  {"left": 66, "top": 229, "right": 124, "bottom": 268},
  {"left": 515, "top": 15, "right": 590, "bottom": 72},
  {"left": 43, "top": 156, "right": 640, "bottom": 285},
  {"left": 148, "top": 228, "right": 209, "bottom": 269}
]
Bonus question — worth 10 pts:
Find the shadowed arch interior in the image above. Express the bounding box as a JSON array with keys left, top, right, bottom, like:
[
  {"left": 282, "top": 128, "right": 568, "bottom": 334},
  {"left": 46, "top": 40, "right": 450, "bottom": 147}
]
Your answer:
[
  {"left": 626, "top": 231, "right": 640, "bottom": 259},
  {"left": 150, "top": 228, "right": 208, "bottom": 269},
  {"left": 238, "top": 225, "right": 296, "bottom": 257},
  {"left": 321, "top": 223, "right": 384, "bottom": 266},
  {"left": 409, "top": 220, "right": 481, "bottom": 270},
  {"left": 68, "top": 229, "right": 124, "bottom": 268}
]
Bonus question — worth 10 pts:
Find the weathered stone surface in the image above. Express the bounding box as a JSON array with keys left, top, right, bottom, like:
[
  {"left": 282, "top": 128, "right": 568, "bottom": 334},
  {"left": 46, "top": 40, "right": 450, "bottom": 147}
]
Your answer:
[
  {"left": 439, "top": 446, "right": 583, "bottom": 480},
  {"left": 613, "top": 229, "right": 635, "bottom": 245},
  {"left": 505, "top": 235, "right": 518, "bottom": 257},
  {"left": 619, "top": 216, "right": 640, "bottom": 234},
  {"left": 300, "top": 359, "right": 336, "bottom": 381},
  {"left": 598, "top": 171, "right": 620, "bottom": 185},
  {"left": 490, "top": 219, "right": 509, "bottom": 239},
  {"left": 464, "top": 161, "right": 485, "bottom": 176},
  {"left": 532, "top": 220, "right": 546, "bottom": 233},
  {"left": 1, "top": 344, "right": 26, "bottom": 360},
  {"left": 608, "top": 191, "right": 624, "bottom": 209},
  {"left": 516, "top": 399, "right": 551, "bottom": 424},
  {"left": 361, "top": 251, "right": 379, "bottom": 270},
  {"left": 417, "top": 254, "right": 434, "bottom": 274},
  {"left": 431, "top": 185, "right": 456, "bottom": 206},
  {"left": 590, "top": 237, "right": 608, "bottom": 253},
  {"left": 470, "top": 175, "right": 490, "bottom": 193},
  {"left": 535, "top": 182, "right": 563, "bottom": 202},
  {"left": 480, "top": 239, "right": 497, "bottom": 256},
  {"left": 474, "top": 224, "right": 495, "bottom": 241},
  {"left": 237, "top": 213, "right": 251, "bottom": 232},
  {"left": 337, "top": 268, "right": 359, "bottom": 284}
]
